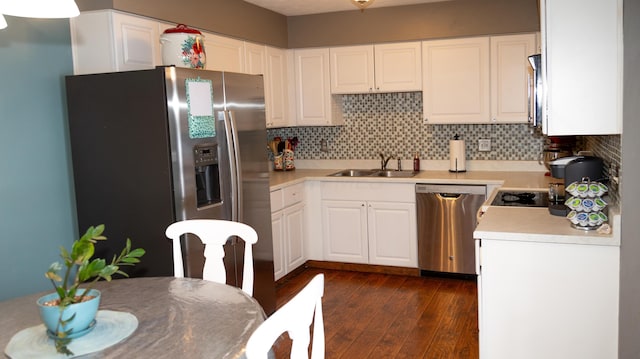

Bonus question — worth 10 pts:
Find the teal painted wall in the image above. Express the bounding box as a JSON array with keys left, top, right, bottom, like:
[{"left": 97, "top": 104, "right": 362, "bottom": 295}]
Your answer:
[{"left": 0, "top": 16, "right": 77, "bottom": 301}]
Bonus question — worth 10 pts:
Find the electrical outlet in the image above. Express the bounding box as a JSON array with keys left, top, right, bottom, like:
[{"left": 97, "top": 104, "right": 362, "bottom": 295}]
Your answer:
[
  {"left": 479, "top": 139, "right": 491, "bottom": 152},
  {"left": 320, "top": 138, "right": 328, "bottom": 152}
]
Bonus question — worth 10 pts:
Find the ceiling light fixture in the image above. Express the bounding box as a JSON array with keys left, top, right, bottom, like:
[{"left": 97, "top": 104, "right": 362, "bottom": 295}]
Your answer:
[
  {"left": 0, "top": 15, "right": 7, "bottom": 30},
  {"left": 2, "top": 0, "right": 80, "bottom": 19},
  {"left": 351, "top": 0, "right": 375, "bottom": 12}
]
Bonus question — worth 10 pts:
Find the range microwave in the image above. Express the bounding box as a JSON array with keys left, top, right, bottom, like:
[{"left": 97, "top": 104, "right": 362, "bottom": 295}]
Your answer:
[{"left": 528, "top": 54, "right": 543, "bottom": 128}]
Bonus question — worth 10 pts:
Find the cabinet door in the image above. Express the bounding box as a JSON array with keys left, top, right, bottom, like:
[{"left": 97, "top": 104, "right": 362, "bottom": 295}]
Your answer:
[
  {"left": 70, "top": 11, "right": 116, "bottom": 75},
  {"left": 265, "top": 46, "right": 290, "bottom": 128},
  {"left": 479, "top": 239, "right": 619, "bottom": 359},
  {"left": 321, "top": 200, "right": 368, "bottom": 264},
  {"left": 542, "top": 0, "right": 622, "bottom": 135},
  {"left": 490, "top": 34, "right": 536, "bottom": 123},
  {"left": 244, "top": 42, "right": 266, "bottom": 75},
  {"left": 284, "top": 202, "right": 306, "bottom": 272},
  {"left": 330, "top": 45, "right": 375, "bottom": 94},
  {"left": 112, "top": 12, "right": 162, "bottom": 72},
  {"left": 203, "top": 33, "right": 245, "bottom": 73},
  {"left": 367, "top": 202, "right": 417, "bottom": 267},
  {"left": 374, "top": 42, "right": 422, "bottom": 92},
  {"left": 293, "top": 48, "right": 344, "bottom": 126},
  {"left": 422, "top": 37, "right": 490, "bottom": 124},
  {"left": 271, "top": 211, "right": 285, "bottom": 281}
]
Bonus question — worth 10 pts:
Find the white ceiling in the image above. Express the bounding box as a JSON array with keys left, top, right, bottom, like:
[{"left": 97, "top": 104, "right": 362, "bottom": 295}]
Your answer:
[{"left": 243, "top": 0, "right": 451, "bottom": 16}]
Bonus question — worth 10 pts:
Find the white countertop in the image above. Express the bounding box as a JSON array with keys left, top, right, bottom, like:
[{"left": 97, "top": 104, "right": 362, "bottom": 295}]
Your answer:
[
  {"left": 474, "top": 206, "right": 620, "bottom": 246},
  {"left": 269, "top": 165, "right": 620, "bottom": 247}
]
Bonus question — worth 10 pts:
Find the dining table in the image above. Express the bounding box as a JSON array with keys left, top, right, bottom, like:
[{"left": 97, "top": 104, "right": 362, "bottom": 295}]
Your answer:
[{"left": 1, "top": 277, "right": 271, "bottom": 358}]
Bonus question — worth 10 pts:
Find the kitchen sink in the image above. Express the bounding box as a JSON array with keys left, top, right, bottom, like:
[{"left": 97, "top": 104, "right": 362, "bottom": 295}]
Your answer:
[
  {"left": 374, "top": 170, "right": 417, "bottom": 178},
  {"left": 328, "top": 169, "right": 378, "bottom": 177},
  {"left": 328, "top": 169, "right": 416, "bottom": 178}
]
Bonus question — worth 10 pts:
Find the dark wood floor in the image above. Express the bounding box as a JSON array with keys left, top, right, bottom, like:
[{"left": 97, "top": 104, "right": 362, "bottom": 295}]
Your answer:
[{"left": 273, "top": 267, "right": 479, "bottom": 359}]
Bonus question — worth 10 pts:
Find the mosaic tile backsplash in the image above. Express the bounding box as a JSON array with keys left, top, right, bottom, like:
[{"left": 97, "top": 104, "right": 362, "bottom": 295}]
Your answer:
[
  {"left": 582, "top": 135, "right": 621, "bottom": 205},
  {"left": 268, "top": 92, "right": 547, "bottom": 161},
  {"left": 267, "top": 91, "right": 622, "bottom": 204}
]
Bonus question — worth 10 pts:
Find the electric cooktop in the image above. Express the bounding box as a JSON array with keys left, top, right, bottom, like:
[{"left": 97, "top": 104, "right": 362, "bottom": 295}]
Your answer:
[{"left": 491, "top": 190, "right": 549, "bottom": 207}]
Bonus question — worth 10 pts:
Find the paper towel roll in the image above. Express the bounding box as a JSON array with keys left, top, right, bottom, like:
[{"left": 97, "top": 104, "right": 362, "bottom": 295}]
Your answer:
[{"left": 449, "top": 140, "right": 466, "bottom": 172}]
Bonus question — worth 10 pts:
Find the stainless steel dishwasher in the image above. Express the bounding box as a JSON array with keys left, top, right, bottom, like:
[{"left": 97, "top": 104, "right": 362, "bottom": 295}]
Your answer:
[{"left": 416, "top": 184, "right": 486, "bottom": 275}]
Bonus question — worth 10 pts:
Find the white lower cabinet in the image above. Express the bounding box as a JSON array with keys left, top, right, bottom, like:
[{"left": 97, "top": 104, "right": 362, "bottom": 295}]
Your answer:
[
  {"left": 322, "top": 200, "right": 368, "bottom": 264},
  {"left": 477, "top": 238, "right": 619, "bottom": 359},
  {"left": 271, "top": 209, "right": 285, "bottom": 280},
  {"left": 321, "top": 182, "right": 417, "bottom": 267},
  {"left": 367, "top": 202, "right": 416, "bottom": 267},
  {"left": 270, "top": 184, "right": 306, "bottom": 280}
]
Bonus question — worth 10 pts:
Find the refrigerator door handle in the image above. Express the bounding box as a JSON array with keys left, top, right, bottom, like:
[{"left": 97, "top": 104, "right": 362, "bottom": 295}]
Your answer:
[
  {"left": 221, "top": 109, "right": 243, "bottom": 223},
  {"left": 527, "top": 72, "right": 533, "bottom": 125}
]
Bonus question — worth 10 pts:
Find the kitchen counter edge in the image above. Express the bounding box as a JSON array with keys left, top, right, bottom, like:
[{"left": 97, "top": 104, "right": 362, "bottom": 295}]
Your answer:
[
  {"left": 269, "top": 169, "right": 550, "bottom": 190},
  {"left": 474, "top": 206, "right": 620, "bottom": 247}
]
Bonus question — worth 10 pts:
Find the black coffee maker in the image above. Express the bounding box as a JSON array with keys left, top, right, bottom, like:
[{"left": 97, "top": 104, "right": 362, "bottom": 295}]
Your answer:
[{"left": 548, "top": 155, "right": 605, "bottom": 216}]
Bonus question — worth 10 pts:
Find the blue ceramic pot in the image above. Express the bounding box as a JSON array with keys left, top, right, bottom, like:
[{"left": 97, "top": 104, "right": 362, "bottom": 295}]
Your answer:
[{"left": 37, "top": 289, "right": 101, "bottom": 337}]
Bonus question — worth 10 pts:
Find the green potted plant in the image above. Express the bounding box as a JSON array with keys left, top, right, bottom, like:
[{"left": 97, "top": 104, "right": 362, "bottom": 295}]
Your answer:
[{"left": 39, "top": 224, "right": 145, "bottom": 355}]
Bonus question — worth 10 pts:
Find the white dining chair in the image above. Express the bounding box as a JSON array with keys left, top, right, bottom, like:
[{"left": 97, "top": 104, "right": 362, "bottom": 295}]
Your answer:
[
  {"left": 165, "top": 219, "right": 258, "bottom": 296},
  {"left": 245, "top": 273, "right": 325, "bottom": 359}
]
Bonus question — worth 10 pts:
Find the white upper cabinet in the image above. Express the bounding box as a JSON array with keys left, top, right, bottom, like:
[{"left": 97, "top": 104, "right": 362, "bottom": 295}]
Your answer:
[
  {"left": 330, "top": 42, "right": 422, "bottom": 94},
  {"left": 70, "top": 10, "right": 165, "bottom": 75},
  {"left": 422, "top": 35, "right": 538, "bottom": 125},
  {"left": 71, "top": 10, "right": 290, "bottom": 129},
  {"left": 244, "top": 42, "right": 266, "bottom": 75},
  {"left": 264, "top": 46, "right": 291, "bottom": 128},
  {"left": 202, "top": 32, "right": 245, "bottom": 73},
  {"left": 293, "top": 48, "right": 344, "bottom": 126},
  {"left": 374, "top": 42, "right": 422, "bottom": 93},
  {"left": 111, "top": 13, "right": 163, "bottom": 72},
  {"left": 330, "top": 45, "right": 374, "bottom": 94},
  {"left": 490, "top": 33, "right": 537, "bottom": 123},
  {"left": 244, "top": 43, "right": 290, "bottom": 128},
  {"left": 422, "top": 37, "right": 490, "bottom": 124},
  {"left": 541, "top": 0, "right": 622, "bottom": 135}
]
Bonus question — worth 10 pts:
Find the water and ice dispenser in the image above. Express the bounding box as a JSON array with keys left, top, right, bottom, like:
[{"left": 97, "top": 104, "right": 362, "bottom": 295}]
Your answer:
[{"left": 193, "top": 143, "right": 221, "bottom": 208}]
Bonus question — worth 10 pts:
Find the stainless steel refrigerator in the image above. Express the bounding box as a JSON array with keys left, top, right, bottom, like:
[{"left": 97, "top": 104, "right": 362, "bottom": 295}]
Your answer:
[{"left": 65, "top": 66, "right": 276, "bottom": 314}]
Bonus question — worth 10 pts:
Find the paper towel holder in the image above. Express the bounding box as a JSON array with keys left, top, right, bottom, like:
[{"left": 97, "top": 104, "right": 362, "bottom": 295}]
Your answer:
[{"left": 449, "top": 134, "right": 467, "bottom": 173}]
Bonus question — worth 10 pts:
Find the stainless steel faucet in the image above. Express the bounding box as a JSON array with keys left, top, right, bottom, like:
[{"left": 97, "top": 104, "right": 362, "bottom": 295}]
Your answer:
[{"left": 379, "top": 152, "right": 392, "bottom": 170}]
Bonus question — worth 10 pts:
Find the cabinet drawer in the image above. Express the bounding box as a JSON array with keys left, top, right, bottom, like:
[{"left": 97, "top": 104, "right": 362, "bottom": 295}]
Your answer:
[
  {"left": 322, "top": 182, "right": 414, "bottom": 202},
  {"left": 270, "top": 189, "right": 284, "bottom": 212},
  {"left": 283, "top": 183, "right": 304, "bottom": 207}
]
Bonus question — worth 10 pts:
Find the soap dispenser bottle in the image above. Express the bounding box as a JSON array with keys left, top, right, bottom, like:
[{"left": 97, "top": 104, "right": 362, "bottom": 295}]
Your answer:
[{"left": 413, "top": 152, "right": 420, "bottom": 172}]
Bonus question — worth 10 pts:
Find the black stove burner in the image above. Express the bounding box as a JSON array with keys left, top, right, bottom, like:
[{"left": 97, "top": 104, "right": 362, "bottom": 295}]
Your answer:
[
  {"left": 491, "top": 190, "right": 549, "bottom": 207},
  {"left": 501, "top": 192, "right": 536, "bottom": 203}
]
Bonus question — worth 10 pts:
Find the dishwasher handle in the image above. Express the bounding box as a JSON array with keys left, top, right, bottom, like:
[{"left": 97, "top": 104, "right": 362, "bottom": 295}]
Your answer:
[{"left": 439, "top": 193, "right": 462, "bottom": 199}]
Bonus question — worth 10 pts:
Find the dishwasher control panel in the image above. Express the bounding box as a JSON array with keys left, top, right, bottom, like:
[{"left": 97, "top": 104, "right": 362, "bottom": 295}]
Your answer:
[{"left": 415, "top": 183, "right": 487, "bottom": 196}]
